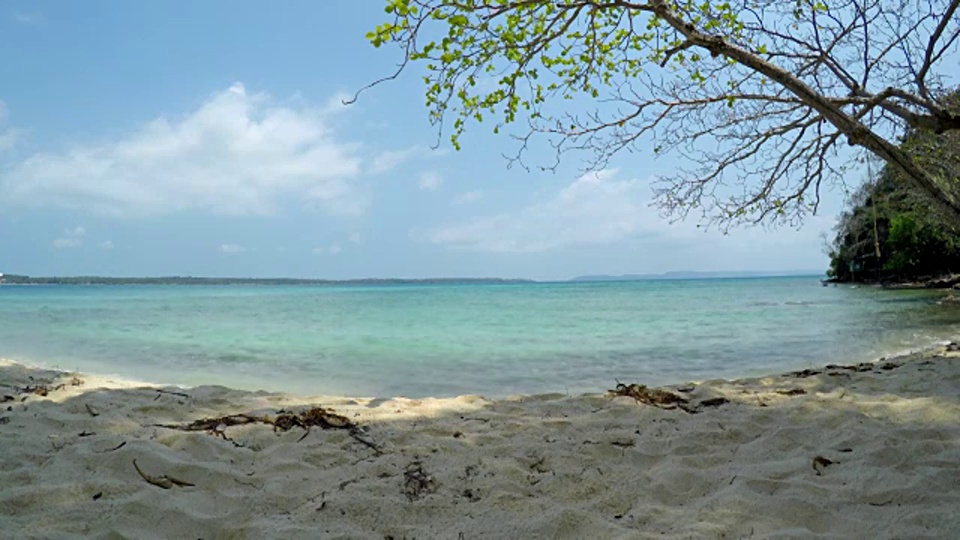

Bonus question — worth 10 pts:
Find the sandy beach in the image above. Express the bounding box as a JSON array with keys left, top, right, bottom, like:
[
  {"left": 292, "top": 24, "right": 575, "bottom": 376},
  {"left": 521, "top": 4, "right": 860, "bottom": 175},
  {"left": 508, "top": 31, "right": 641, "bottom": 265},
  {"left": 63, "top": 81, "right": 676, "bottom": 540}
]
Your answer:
[{"left": 1, "top": 345, "right": 959, "bottom": 539}]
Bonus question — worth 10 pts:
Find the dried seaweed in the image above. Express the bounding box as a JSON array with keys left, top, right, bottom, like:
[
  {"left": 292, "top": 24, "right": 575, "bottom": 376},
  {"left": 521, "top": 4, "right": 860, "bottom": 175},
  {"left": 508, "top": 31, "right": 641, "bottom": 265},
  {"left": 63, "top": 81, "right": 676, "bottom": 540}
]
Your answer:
[
  {"left": 609, "top": 383, "right": 690, "bottom": 410},
  {"left": 786, "top": 368, "right": 822, "bottom": 378},
  {"left": 155, "top": 407, "right": 380, "bottom": 454},
  {"left": 157, "top": 413, "right": 264, "bottom": 432}
]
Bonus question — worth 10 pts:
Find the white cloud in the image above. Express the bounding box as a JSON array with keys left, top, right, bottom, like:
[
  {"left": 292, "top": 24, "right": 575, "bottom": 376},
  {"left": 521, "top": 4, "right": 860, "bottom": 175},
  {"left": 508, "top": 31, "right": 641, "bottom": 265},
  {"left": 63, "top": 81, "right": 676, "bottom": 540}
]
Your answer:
[
  {"left": 0, "top": 83, "right": 365, "bottom": 217},
  {"left": 0, "top": 130, "right": 19, "bottom": 152},
  {"left": 423, "top": 169, "right": 836, "bottom": 259},
  {"left": 423, "top": 170, "right": 664, "bottom": 253},
  {"left": 368, "top": 145, "right": 449, "bottom": 175},
  {"left": 347, "top": 232, "right": 362, "bottom": 244},
  {"left": 313, "top": 241, "right": 343, "bottom": 255},
  {"left": 219, "top": 243, "right": 246, "bottom": 254},
  {"left": 453, "top": 190, "right": 484, "bottom": 205},
  {"left": 52, "top": 226, "right": 86, "bottom": 249},
  {"left": 369, "top": 146, "right": 420, "bottom": 175},
  {"left": 14, "top": 12, "right": 43, "bottom": 25},
  {"left": 99, "top": 240, "right": 114, "bottom": 250},
  {"left": 418, "top": 171, "right": 444, "bottom": 191},
  {"left": 0, "top": 100, "right": 18, "bottom": 152}
]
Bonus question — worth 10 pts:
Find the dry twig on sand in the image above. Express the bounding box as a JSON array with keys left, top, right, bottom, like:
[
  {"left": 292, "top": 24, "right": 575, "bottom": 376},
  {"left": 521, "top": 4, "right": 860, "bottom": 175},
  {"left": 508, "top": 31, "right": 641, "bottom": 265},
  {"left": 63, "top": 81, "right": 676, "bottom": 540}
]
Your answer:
[{"left": 132, "top": 459, "right": 195, "bottom": 489}]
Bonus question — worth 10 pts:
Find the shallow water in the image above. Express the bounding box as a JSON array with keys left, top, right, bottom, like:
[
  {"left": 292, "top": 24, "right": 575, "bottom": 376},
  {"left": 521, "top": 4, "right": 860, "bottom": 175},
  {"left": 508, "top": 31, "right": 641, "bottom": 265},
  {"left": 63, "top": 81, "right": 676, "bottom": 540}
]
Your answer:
[{"left": 0, "top": 278, "right": 956, "bottom": 397}]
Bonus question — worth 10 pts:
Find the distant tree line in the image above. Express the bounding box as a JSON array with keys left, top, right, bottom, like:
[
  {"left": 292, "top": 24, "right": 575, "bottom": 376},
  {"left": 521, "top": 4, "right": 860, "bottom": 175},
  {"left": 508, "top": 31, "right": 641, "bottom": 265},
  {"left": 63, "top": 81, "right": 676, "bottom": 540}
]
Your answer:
[
  {"left": 827, "top": 91, "right": 960, "bottom": 283},
  {"left": 0, "top": 275, "right": 533, "bottom": 286}
]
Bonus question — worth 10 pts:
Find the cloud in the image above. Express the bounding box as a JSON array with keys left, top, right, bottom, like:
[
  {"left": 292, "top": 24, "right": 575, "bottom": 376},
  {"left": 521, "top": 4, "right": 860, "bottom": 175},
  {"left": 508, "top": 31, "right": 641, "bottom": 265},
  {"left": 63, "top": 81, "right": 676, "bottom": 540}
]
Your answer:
[
  {"left": 313, "top": 242, "right": 342, "bottom": 255},
  {"left": 0, "top": 83, "right": 365, "bottom": 217},
  {"left": 418, "top": 171, "right": 444, "bottom": 191},
  {"left": 0, "top": 100, "right": 19, "bottom": 151},
  {"left": 369, "top": 147, "right": 419, "bottom": 174},
  {"left": 14, "top": 12, "right": 44, "bottom": 25},
  {"left": 219, "top": 243, "right": 246, "bottom": 254},
  {"left": 453, "top": 190, "right": 484, "bottom": 205},
  {"left": 99, "top": 240, "right": 114, "bottom": 250},
  {"left": 347, "top": 232, "right": 362, "bottom": 244},
  {"left": 368, "top": 145, "right": 449, "bottom": 175},
  {"left": 52, "top": 226, "right": 86, "bottom": 249},
  {"left": 423, "top": 170, "right": 665, "bottom": 253}
]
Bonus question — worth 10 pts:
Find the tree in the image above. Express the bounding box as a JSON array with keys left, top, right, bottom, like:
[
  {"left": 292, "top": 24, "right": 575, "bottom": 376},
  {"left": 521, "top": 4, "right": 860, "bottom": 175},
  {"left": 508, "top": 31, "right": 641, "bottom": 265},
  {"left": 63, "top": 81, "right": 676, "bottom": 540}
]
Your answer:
[
  {"left": 359, "top": 0, "right": 960, "bottom": 227},
  {"left": 826, "top": 93, "right": 960, "bottom": 282}
]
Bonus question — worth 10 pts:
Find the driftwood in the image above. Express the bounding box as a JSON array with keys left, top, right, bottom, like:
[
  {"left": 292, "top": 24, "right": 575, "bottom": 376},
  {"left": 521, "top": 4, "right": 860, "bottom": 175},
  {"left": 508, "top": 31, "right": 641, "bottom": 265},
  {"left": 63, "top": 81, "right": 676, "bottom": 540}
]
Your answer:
[
  {"left": 132, "top": 459, "right": 195, "bottom": 489},
  {"left": 775, "top": 388, "right": 807, "bottom": 396}
]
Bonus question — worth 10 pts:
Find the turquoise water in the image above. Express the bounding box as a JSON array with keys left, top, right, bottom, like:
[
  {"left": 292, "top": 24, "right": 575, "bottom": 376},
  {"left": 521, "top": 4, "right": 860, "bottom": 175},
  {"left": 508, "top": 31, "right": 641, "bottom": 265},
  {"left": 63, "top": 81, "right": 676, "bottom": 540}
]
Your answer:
[{"left": 0, "top": 278, "right": 957, "bottom": 397}]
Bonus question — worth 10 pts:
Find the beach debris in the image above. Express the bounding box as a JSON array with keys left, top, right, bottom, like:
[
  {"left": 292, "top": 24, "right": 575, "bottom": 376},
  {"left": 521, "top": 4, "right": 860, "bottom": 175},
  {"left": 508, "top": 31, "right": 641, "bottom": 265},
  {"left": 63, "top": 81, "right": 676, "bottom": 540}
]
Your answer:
[
  {"left": 786, "top": 368, "right": 822, "bottom": 378},
  {"left": 698, "top": 397, "right": 730, "bottom": 409},
  {"left": 85, "top": 403, "right": 100, "bottom": 417},
  {"left": 880, "top": 362, "right": 901, "bottom": 371},
  {"left": 812, "top": 456, "right": 836, "bottom": 476},
  {"left": 99, "top": 441, "right": 127, "bottom": 453},
  {"left": 92, "top": 492, "right": 102, "bottom": 501},
  {"left": 609, "top": 383, "right": 734, "bottom": 413},
  {"left": 825, "top": 363, "right": 874, "bottom": 373},
  {"left": 70, "top": 376, "right": 84, "bottom": 387},
  {"left": 19, "top": 383, "right": 64, "bottom": 397},
  {"left": 676, "top": 384, "right": 696, "bottom": 393},
  {"left": 609, "top": 383, "right": 690, "bottom": 410},
  {"left": 78, "top": 430, "right": 95, "bottom": 437},
  {"left": 403, "top": 461, "right": 436, "bottom": 501},
  {"left": 155, "top": 407, "right": 381, "bottom": 454},
  {"left": 776, "top": 388, "right": 807, "bottom": 396},
  {"left": 153, "top": 388, "right": 190, "bottom": 399},
  {"left": 946, "top": 342, "right": 960, "bottom": 352},
  {"left": 158, "top": 413, "right": 264, "bottom": 433},
  {"left": 2, "top": 395, "right": 15, "bottom": 403},
  {"left": 132, "top": 459, "right": 195, "bottom": 489}
]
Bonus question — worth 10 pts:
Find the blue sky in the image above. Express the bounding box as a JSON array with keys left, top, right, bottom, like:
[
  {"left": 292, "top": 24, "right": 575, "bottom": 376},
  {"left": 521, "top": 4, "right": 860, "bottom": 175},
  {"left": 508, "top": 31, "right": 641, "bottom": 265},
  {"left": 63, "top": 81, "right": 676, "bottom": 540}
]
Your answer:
[{"left": 0, "top": 1, "right": 844, "bottom": 280}]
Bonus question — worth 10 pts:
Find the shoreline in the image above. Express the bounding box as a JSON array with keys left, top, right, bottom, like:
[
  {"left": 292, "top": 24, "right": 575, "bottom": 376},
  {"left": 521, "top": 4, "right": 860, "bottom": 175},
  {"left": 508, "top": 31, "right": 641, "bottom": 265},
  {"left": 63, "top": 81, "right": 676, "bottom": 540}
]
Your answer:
[
  {"left": 2, "top": 343, "right": 960, "bottom": 537},
  {"left": 1, "top": 336, "right": 953, "bottom": 401}
]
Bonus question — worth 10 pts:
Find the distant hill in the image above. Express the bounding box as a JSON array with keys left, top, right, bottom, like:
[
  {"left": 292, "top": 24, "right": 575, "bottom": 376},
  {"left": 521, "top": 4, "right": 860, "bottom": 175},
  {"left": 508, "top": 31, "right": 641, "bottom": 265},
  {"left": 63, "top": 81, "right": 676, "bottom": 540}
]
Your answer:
[
  {"left": 0, "top": 275, "right": 534, "bottom": 286},
  {"left": 571, "top": 271, "right": 824, "bottom": 282}
]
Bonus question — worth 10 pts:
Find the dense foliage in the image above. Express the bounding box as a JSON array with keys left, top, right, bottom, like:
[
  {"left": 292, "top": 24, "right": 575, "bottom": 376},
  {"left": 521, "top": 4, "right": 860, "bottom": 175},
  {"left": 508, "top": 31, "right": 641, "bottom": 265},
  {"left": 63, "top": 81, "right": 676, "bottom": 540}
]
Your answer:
[{"left": 827, "top": 93, "right": 960, "bottom": 282}]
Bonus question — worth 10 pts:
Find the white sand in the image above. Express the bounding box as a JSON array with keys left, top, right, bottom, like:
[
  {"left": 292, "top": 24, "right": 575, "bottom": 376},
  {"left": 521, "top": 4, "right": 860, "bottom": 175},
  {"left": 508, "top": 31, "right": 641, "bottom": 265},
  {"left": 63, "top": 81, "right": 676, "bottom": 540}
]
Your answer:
[{"left": 1, "top": 347, "right": 959, "bottom": 539}]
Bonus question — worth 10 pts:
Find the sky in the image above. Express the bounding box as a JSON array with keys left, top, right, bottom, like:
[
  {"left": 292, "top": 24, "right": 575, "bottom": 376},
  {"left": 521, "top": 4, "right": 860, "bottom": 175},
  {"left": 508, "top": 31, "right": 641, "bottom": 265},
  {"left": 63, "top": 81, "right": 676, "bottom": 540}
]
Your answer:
[{"left": 0, "top": 1, "right": 849, "bottom": 280}]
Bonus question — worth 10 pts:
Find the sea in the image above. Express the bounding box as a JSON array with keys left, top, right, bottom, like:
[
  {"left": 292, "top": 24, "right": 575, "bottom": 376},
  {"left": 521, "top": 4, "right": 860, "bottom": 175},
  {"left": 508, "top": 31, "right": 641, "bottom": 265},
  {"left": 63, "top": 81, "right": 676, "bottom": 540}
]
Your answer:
[{"left": 0, "top": 277, "right": 957, "bottom": 398}]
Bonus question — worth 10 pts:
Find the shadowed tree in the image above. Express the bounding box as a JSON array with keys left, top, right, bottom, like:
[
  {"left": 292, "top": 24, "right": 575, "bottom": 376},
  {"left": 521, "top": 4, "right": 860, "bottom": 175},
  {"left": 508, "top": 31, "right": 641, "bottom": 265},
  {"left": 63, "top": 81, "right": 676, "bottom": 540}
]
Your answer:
[{"left": 357, "top": 0, "right": 960, "bottom": 228}]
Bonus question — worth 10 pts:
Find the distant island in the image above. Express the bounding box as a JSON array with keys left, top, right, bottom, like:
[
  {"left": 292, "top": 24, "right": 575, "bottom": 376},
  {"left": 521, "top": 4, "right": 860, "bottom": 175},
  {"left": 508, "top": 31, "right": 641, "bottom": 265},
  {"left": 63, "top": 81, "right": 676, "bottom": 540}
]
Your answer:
[
  {"left": 0, "top": 275, "right": 534, "bottom": 286},
  {"left": 571, "top": 271, "right": 824, "bottom": 282}
]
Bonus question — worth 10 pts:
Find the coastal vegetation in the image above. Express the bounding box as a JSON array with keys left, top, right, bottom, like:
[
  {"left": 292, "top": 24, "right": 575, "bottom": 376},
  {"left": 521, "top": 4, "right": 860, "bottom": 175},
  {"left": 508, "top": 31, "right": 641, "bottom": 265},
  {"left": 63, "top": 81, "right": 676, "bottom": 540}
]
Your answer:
[{"left": 826, "top": 91, "right": 960, "bottom": 284}]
